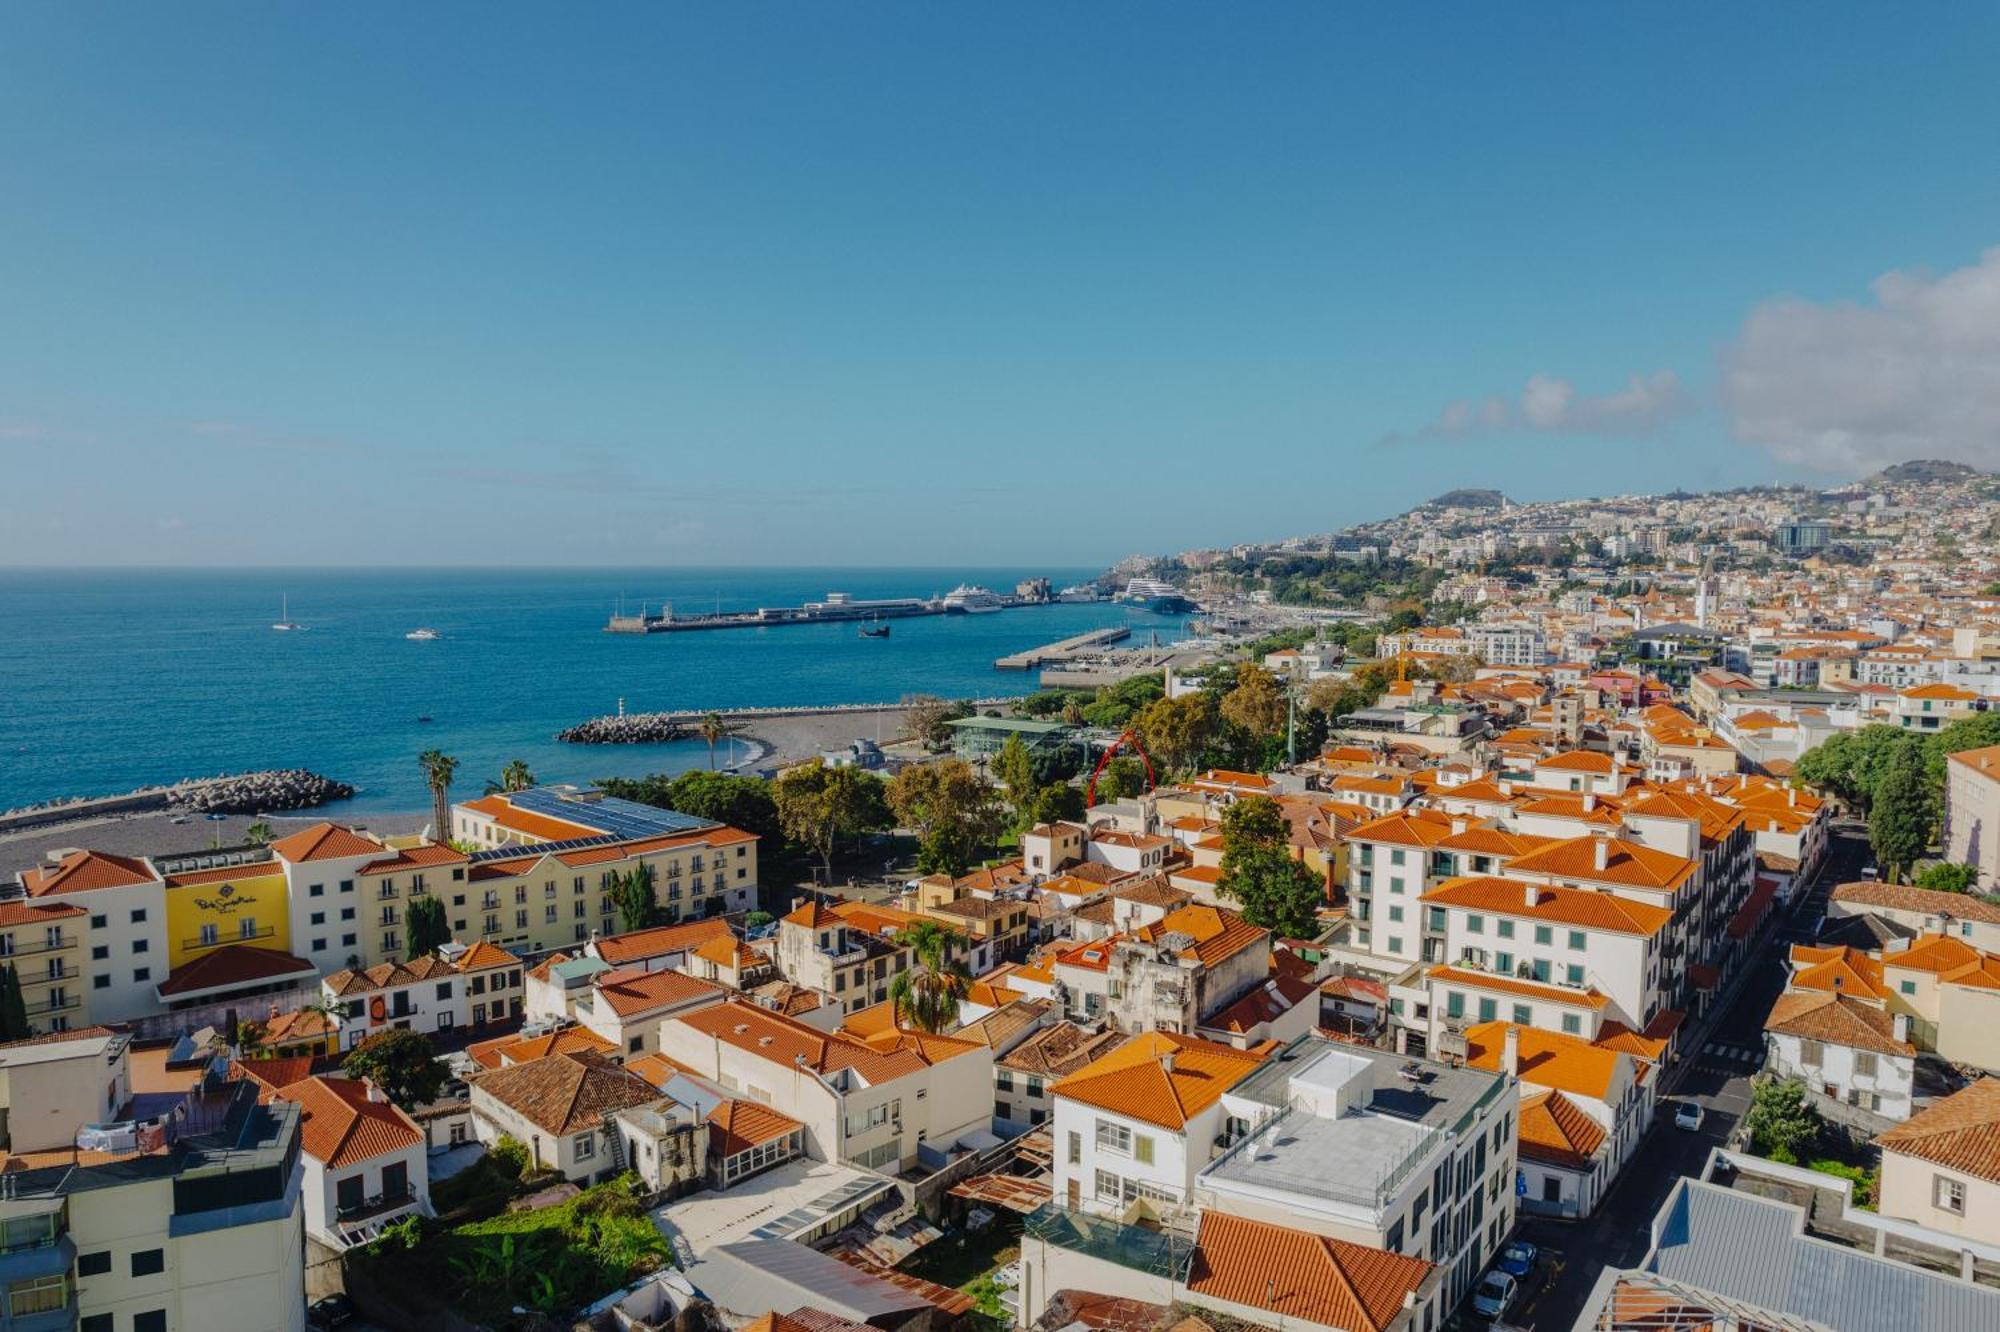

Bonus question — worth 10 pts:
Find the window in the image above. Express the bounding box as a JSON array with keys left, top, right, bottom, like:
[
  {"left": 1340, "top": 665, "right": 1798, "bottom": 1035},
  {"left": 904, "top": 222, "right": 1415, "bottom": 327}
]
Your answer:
[
  {"left": 1495, "top": 952, "right": 1513, "bottom": 974},
  {"left": 436, "top": 982, "right": 453, "bottom": 1000},
  {"left": 310, "top": 911, "right": 325, "bottom": 926},
  {"left": 1936, "top": 1175, "right": 1965, "bottom": 1214},
  {"left": 94, "top": 975, "right": 109, "bottom": 989},
  {"left": 83, "top": 1316, "right": 114, "bottom": 1332},
  {"left": 78, "top": 1250, "right": 111, "bottom": 1276},
  {"left": 1496, "top": 920, "right": 1515, "bottom": 939},
  {"left": 91, "top": 944, "right": 108, "bottom": 960},
  {"left": 575, "top": 1134, "right": 596, "bottom": 1160},
  {"left": 1134, "top": 1134, "right": 1155, "bottom": 1165},
  {"left": 1446, "top": 991, "right": 1466, "bottom": 1019},
  {"left": 1511, "top": 1004, "right": 1531, "bottom": 1024},
  {"left": 1854, "top": 1051, "right": 1878, "bottom": 1077},
  {"left": 629, "top": 1036, "right": 644, "bottom": 1053},
  {"left": 1561, "top": 1013, "right": 1582, "bottom": 1035},
  {"left": 1534, "top": 925, "right": 1553, "bottom": 945},
  {"left": 1799, "top": 1038, "right": 1826, "bottom": 1066},
  {"left": 131, "top": 1248, "right": 165, "bottom": 1276},
  {"left": 1095, "top": 1120, "right": 1133, "bottom": 1154},
  {"left": 312, "top": 938, "right": 326, "bottom": 952},
  {"left": 133, "top": 967, "right": 149, "bottom": 982},
  {"left": 342, "top": 933, "right": 357, "bottom": 947},
  {"left": 135, "top": 1314, "right": 168, "bottom": 1332},
  {"left": 198, "top": 924, "right": 218, "bottom": 947},
  {"left": 340, "top": 879, "right": 354, "bottom": 893},
  {"left": 1467, "top": 914, "right": 1485, "bottom": 935},
  {"left": 1476, "top": 998, "right": 1497, "bottom": 1022},
  {"left": 1565, "top": 964, "right": 1585, "bottom": 987},
  {"left": 1388, "top": 905, "right": 1405, "bottom": 923},
  {"left": 4, "top": 1273, "right": 66, "bottom": 1316},
  {"left": 1567, "top": 930, "right": 1587, "bottom": 951},
  {"left": 1900, "top": 980, "right": 1917, "bottom": 996},
  {"left": 310, "top": 883, "right": 324, "bottom": 897},
  {"left": 341, "top": 906, "right": 355, "bottom": 921},
  {"left": 132, "top": 939, "right": 148, "bottom": 954},
  {"left": 130, "top": 908, "right": 146, "bottom": 923},
  {"left": 1067, "top": 1132, "right": 1081, "bottom": 1164}
]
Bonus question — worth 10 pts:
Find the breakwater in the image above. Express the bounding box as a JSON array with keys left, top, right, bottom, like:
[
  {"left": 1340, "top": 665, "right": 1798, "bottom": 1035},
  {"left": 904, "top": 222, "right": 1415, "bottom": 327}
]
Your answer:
[
  {"left": 0, "top": 769, "right": 356, "bottom": 834},
  {"left": 556, "top": 698, "right": 1024, "bottom": 745}
]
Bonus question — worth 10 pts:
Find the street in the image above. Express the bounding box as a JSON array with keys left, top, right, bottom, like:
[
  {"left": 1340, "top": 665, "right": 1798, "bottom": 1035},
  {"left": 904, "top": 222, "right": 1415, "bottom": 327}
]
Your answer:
[{"left": 1508, "top": 823, "right": 1868, "bottom": 1331}]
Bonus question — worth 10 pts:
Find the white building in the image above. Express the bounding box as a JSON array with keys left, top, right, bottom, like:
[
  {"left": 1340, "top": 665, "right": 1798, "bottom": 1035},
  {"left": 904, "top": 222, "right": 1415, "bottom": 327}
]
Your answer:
[
  {"left": 17, "top": 849, "right": 167, "bottom": 1025},
  {"left": 279, "top": 1074, "right": 431, "bottom": 1249},
  {"left": 320, "top": 941, "right": 524, "bottom": 1050},
  {"left": 1763, "top": 990, "right": 1918, "bottom": 1121}
]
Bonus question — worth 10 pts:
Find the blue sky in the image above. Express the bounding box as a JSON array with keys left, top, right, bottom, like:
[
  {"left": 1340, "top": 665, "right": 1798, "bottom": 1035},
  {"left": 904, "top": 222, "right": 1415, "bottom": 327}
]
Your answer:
[{"left": 4, "top": 4, "right": 1999, "bottom": 567}]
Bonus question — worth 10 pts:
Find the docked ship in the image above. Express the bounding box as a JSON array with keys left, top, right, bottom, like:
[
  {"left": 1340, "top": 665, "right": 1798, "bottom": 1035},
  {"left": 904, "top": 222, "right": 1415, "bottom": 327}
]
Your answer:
[
  {"left": 1117, "top": 577, "right": 1197, "bottom": 614},
  {"left": 941, "top": 583, "right": 1004, "bottom": 614},
  {"left": 1056, "top": 583, "right": 1105, "bottom": 603}
]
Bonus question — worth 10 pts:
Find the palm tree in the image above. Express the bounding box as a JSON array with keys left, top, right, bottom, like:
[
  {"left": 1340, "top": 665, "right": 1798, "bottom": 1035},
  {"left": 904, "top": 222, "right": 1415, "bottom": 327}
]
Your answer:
[
  {"left": 244, "top": 820, "right": 274, "bottom": 846},
  {"left": 293, "top": 996, "right": 348, "bottom": 1056},
  {"left": 485, "top": 760, "right": 535, "bottom": 795},
  {"left": 419, "top": 749, "right": 459, "bottom": 840},
  {"left": 698, "top": 711, "right": 737, "bottom": 769},
  {"left": 889, "top": 921, "right": 973, "bottom": 1034}
]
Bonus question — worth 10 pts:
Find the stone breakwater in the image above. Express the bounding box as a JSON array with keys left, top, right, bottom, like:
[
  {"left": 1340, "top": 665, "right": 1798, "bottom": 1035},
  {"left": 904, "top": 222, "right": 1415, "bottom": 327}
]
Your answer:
[
  {"left": 0, "top": 769, "right": 356, "bottom": 834},
  {"left": 556, "top": 713, "right": 687, "bottom": 744}
]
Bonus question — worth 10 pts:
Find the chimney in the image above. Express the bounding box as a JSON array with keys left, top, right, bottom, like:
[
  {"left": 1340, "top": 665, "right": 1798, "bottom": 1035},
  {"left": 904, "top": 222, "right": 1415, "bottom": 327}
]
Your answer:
[
  {"left": 1159, "top": 1050, "right": 1177, "bottom": 1075},
  {"left": 364, "top": 1078, "right": 390, "bottom": 1104},
  {"left": 1582, "top": 793, "right": 1597, "bottom": 812},
  {"left": 1523, "top": 882, "right": 1538, "bottom": 908},
  {"left": 1788, "top": 787, "right": 1798, "bottom": 808},
  {"left": 1593, "top": 837, "right": 1610, "bottom": 872},
  {"left": 1502, "top": 1026, "right": 1520, "bottom": 1078},
  {"left": 1893, "top": 1013, "right": 1910, "bottom": 1043},
  {"left": 1452, "top": 817, "right": 1468, "bottom": 836}
]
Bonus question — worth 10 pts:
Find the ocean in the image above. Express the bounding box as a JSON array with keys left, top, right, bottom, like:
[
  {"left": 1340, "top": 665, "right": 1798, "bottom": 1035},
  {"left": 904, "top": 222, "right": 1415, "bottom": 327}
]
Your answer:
[{"left": 0, "top": 567, "right": 1193, "bottom": 813}]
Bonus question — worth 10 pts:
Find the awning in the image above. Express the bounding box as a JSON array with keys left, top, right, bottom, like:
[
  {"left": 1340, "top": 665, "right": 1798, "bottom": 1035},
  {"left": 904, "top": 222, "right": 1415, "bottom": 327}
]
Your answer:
[
  {"left": 1688, "top": 963, "right": 1721, "bottom": 991},
  {"left": 1727, "top": 882, "right": 1779, "bottom": 940}
]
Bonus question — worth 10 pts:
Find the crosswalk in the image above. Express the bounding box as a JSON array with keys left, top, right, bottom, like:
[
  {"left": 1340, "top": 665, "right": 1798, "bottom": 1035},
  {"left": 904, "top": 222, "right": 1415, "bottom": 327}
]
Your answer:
[{"left": 1696, "top": 1039, "right": 1766, "bottom": 1072}]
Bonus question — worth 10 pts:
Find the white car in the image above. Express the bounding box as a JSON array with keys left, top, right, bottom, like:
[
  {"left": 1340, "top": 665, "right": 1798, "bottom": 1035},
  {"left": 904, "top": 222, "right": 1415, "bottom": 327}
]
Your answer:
[
  {"left": 1673, "top": 1100, "right": 1705, "bottom": 1132},
  {"left": 1471, "top": 1270, "right": 1518, "bottom": 1319}
]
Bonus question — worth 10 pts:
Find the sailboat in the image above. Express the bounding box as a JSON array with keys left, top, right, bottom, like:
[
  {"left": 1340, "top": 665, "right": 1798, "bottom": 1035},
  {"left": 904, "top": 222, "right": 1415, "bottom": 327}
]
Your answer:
[
  {"left": 272, "top": 595, "right": 304, "bottom": 631},
  {"left": 859, "top": 617, "right": 890, "bottom": 638}
]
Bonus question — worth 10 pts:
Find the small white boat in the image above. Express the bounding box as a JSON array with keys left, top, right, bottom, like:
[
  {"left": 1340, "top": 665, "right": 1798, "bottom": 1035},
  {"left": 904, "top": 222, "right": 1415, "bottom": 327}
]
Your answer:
[
  {"left": 272, "top": 595, "right": 304, "bottom": 631},
  {"left": 405, "top": 627, "right": 441, "bottom": 641}
]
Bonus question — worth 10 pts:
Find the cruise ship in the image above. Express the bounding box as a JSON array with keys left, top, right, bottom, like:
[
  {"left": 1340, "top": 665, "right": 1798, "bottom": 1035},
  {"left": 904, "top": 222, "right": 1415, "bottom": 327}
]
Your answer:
[
  {"left": 941, "top": 583, "right": 1005, "bottom": 614},
  {"left": 1117, "top": 577, "right": 1197, "bottom": 614},
  {"left": 1056, "top": 583, "right": 1105, "bottom": 603}
]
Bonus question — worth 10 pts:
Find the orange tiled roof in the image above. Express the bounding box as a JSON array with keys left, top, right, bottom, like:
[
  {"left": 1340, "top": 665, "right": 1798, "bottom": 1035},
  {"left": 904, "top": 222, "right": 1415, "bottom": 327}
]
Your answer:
[
  {"left": 1427, "top": 965, "right": 1612, "bottom": 1010},
  {"left": 1422, "top": 875, "right": 1672, "bottom": 936},
  {"left": 1051, "top": 1031, "right": 1268, "bottom": 1130},
  {"left": 1764, "top": 991, "right": 1913, "bottom": 1056},
  {"left": 270, "top": 823, "right": 385, "bottom": 864},
  {"left": 0, "top": 898, "right": 85, "bottom": 927},
  {"left": 594, "top": 967, "right": 727, "bottom": 1019},
  {"left": 1503, "top": 836, "right": 1696, "bottom": 894},
  {"left": 675, "top": 1000, "right": 981, "bottom": 1084},
  {"left": 1186, "top": 1211, "right": 1433, "bottom": 1332},
  {"left": 472, "top": 1051, "right": 660, "bottom": 1135},
  {"left": 20, "top": 849, "right": 157, "bottom": 896},
  {"left": 1132, "top": 903, "right": 1267, "bottom": 968},
  {"left": 467, "top": 1025, "right": 617, "bottom": 1070},
  {"left": 277, "top": 1074, "right": 422, "bottom": 1168},
  {"left": 1462, "top": 1021, "right": 1628, "bottom": 1100},
  {"left": 1872, "top": 1078, "right": 2000, "bottom": 1183},
  {"left": 592, "top": 917, "right": 734, "bottom": 965},
  {"left": 455, "top": 940, "right": 520, "bottom": 972},
  {"left": 1787, "top": 944, "right": 1889, "bottom": 1000},
  {"left": 1518, "top": 1088, "right": 1609, "bottom": 1170},
  {"left": 707, "top": 1098, "right": 803, "bottom": 1157}
]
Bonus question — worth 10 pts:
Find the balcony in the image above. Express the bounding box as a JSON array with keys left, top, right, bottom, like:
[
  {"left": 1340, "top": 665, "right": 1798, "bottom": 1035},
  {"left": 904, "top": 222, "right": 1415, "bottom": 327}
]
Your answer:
[
  {"left": 182, "top": 925, "right": 275, "bottom": 951},
  {"left": 24, "top": 996, "right": 80, "bottom": 1017},
  {"left": 0, "top": 936, "right": 71, "bottom": 959},
  {"left": 337, "top": 1184, "right": 418, "bottom": 1224},
  {"left": 16, "top": 964, "right": 77, "bottom": 984}
]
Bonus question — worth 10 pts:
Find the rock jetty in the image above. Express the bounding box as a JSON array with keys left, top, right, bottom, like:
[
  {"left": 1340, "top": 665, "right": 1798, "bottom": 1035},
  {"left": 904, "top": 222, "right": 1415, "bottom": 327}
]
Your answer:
[
  {"left": 169, "top": 769, "right": 355, "bottom": 814},
  {"left": 557, "top": 713, "right": 686, "bottom": 744}
]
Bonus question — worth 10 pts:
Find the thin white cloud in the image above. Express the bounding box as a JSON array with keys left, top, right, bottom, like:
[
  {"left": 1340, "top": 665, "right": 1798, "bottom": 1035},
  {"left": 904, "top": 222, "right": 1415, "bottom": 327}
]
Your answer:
[
  {"left": 1722, "top": 246, "right": 2000, "bottom": 473},
  {"left": 1381, "top": 370, "right": 1690, "bottom": 446}
]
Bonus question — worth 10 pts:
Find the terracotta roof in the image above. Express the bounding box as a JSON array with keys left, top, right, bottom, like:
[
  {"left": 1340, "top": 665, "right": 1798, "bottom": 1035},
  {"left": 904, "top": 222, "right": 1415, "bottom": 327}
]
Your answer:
[
  {"left": 1132, "top": 903, "right": 1268, "bottom": 968},
  {"left": 356, "top": 842, "right": 470, "bottom": 876},
  {"left": 270, "top": 822, "right": 384, "bottom": 864},
  {"left": 1873, "top": 1078, "right": 2000, "bottom": 1183},
  {"left": 1426, "top": 965, "right": 1612, "bottom": 1010},
  {"left": 1505, "top": 835, "right": 1697, "bottom": 893},
  {"left": 1186, "top": 1211, "right": 1433, "bottom": 1332},
  {"left": 0, "top": 898, "right": 85, "bottom": 928},
  {"left": 1538, "top": 750, "right": 1618, "bottom": 774},
  {"left": 593, "top": 917, "right": 735, "bottom": 965},
  {"left": 675, "top": 1000, "right": 982, "bottom": 1083},
  {"left": 706, "top": 1098, "right": 802, "bottom": 1157},
  {"left": 1882, "top": 933, "right": 1985, "bottom": 976},
  {"left": 472, "top": 1051, "right": 660, "bottom": 1135},
  {"left": 1518, "top": 1088, "right": 1609, "bottom": 1170},
  {"left": 1787, "top": 945, "right": 1889, "bottom": 1000},
  {"left": 1462, "top": 1021, "right": 1630, "bottom": 1100},
  {"left": 1204, "top": 971, "right": 1317, "bottom": 1035},
  {"left": 158, "top": 945, "right": 318, "bottom": 997},
  {"left": 0, "top": 1025, "right": 121, "bottom": 1052},
  {"left": 1051, "top": 1031, "right": 1268, "bottom": 1130},
  {"left": 454, "top": 940, "right": 519, "bottom": 972},
  {"left": 622, "top": 1051, "right": 698, "bottom": 1088},
  {"left": 458, "top": 793, "right": 602, "bottom": 842},
  {"left": 593, "top": 967, "right": 727, "bottom": 1019},
  {"left": 1831, "top": 882, "right": 2000, "bottom": 924},
  {"left": 1764, "top": 991, "right": 1914, "bottom": 1056},
  {"left": 466, "top": 1025, "right": 617, "bottom": 1070},
  {"left": 324, "top": 955, "right": 456, "bottom": 996},
  {"left": 1422, "top": 875, "right": 1672, "bottom": 936},
  {"left": 277, "top": 1074, "right": 422, "bottom": 1167},
  {"left": 258, "top": 1009, "right": 336, "bottom": 1047},
  {"left": 20, "top": 849, "right": 157, "bottom": 896},
  {"left": 998, "top": 1022, "right": 1127, "bottom": 1076},
  {"left": 693, "top": 935, "right": 765, "bottom": 969},
  {"left": 1347, "top": 809, "right": 1456, "bottom": 849}
]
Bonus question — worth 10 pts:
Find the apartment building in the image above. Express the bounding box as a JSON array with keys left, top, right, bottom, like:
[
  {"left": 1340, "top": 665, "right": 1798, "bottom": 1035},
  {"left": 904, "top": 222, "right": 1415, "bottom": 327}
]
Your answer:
[
  {"left": 1895, "top": 683, "right": 1982, "bottom": 731},
  {"left": 1945, "top": 745, "right": 2000, "bottom": 891},
  {"left": 992, "top": 1022, "right": 1124, "bottom": 1131},
  {"left": 1194, "top": 1035, "right": 1519, "bottom": 1306},
  {"left": 319, "top": 940, "right": 524, "bottom": 1050},
  {"left": 658, "top": 998, "right": 992, "bottom": 1172},
  {"left": 1102, "top": 903, "right": 1269, "bottom": 1035},
  {"left": 0, "top": 1027, "right": 133, "bottom": 1154},
  {"left": 0, "top": 1069, "right": 307, "bottom": 1332},
  {"left": 0, "top": 899, "right": 89, "bottom": 1036},
  {"left": 277, "top": 1075, "right": 430, "bottom": 1249},
  {"left": 771, "top": 903, "right": 910, "bottom": 1017},
  {"left": 16, "top": 850, "right": 165, "bottom": 1026},
  {"left": 574, "top": 967, "right": 727, "bottom": 1057},
  {"left": 1050, "top": 1030, "right": 1269, "bottom": 1218}
]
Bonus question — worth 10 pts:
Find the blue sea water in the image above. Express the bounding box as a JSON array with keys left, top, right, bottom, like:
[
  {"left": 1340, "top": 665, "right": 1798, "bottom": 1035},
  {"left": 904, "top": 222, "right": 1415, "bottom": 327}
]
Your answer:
[{"left": 0, "top": 568, "right": 1191, "bottom": 813}]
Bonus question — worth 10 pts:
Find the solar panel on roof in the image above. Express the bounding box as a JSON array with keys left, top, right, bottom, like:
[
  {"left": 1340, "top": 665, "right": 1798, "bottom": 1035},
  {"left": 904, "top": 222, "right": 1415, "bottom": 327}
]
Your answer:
[{"left": 507, "top": 788, "right": 717, "bottom": 839}]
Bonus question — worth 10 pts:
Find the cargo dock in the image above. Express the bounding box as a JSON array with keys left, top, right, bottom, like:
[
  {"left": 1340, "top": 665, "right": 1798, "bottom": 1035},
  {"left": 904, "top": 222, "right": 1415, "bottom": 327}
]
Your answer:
[{"left": 993, "top": 625, "right": 1132, "bottom": 670}]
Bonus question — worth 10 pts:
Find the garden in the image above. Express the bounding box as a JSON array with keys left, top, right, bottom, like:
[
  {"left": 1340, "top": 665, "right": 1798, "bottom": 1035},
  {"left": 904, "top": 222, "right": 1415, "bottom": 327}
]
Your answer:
[{"left": 348, "top": 1171, "right": 672, "bottom": 1330}]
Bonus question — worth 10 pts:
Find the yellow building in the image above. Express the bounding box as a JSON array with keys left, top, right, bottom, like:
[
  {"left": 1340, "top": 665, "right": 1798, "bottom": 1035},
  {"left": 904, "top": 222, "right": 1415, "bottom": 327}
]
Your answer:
[
  {"left": 161, "top": 861, "right": 294, "bottom": 972},
  {"left": 0, "top": 898, "right": 90, "bottom": 1034}
]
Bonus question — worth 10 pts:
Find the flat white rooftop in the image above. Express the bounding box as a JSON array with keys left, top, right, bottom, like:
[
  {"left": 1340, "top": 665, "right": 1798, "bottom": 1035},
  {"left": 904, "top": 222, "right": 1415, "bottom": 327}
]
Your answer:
[{"left": 652, "top": 1157, "right": 894, "bottom": 1255}]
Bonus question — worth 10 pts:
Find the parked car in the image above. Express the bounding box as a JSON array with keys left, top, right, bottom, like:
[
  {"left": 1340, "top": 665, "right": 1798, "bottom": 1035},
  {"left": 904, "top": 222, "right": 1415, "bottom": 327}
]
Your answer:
[
  {"left": 308, "top": 1295, "right": 357, "bottom": 1329},
  {"left": 1673, "top": 1100, "right": 1706, "bottom": 1132},
  {"left": 1471, "top": 1270, "right": 1518, "bottom": 1319},
  {"left": 1496, "top": 1240, "right": 1539, "bottom": 1278}
]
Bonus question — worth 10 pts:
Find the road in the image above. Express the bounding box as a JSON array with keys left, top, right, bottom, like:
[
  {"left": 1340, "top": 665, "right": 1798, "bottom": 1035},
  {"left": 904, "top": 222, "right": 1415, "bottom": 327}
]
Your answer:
[{"left": 1508, "top": 823, "right": 1869, "bottom": 1331}]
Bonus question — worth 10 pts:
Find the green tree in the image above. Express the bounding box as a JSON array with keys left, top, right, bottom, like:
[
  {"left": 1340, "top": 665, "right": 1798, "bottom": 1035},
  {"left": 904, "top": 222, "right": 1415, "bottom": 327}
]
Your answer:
[
  {"left": 886, "top": 760, "right": 1002, "bottom": 878},
  {"left": 419, "top": 749, "right": 459, "bottom": 839},
  {"left": 888, "top": 920, "right": 973, "bottom": 1033},
  {"left": 1744, "top": 1078, "right": 1823, "bottom": 1163},
  {"left": 244, "top": 820, "right": 274, "bottom": 846},
  {"left": 991, "top": 736, "right": 1038, "bottom": 818},
  {"left": 1024, "top": 783, "right": 1086, "bottom": 829},
  {"left": 1870, "top": 741, "right": 1935, "bottom": 883},
  {"left": 343, "top": 1028, "right": 446, "bottom": 1109},
  {"left": 1216, "top": 796, "right": 1322, "bottom": 938},
  {"left": 1220, "top": 663, "right": 1289, "bottom": 740},
  {"left": 485, "top": 760, "right": 535, "bottom": 795},
  {"left": 772, "top": 762, "right": 892, "bottom": 881},
  {"left": 405, "top": 894, "right": 450, "bottom": 961},
  {"left": 1094, "top": 756, "right": 1147, "bottom": 802},
  {"left": 609, "top": 863, "right": 660, "bottom": 933},
  {"left": 599, "top": 771, "right": 781, "bottom": 843},
  {"left": 697, "top": 712, "right": 739, "bottom": 770},
  {"left": 1914, "top": 862, "right": 1980, "bottom": 894},
  {"left": 1137, "top": 693, "right": 1218, "bottom": 777},
  {"left": 0, "top": 965, "right": 27, "bottom": 1042},
  {"left": 1797, "top": 725, "right": 1919, "bottom": 814}
]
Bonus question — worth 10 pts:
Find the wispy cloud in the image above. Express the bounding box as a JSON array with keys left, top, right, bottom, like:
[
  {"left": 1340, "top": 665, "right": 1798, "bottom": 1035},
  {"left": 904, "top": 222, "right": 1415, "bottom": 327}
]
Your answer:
[
  {"left": 1379, "top": 370, "right": 1692, "bottom": 446},
  {"left": 1721, "top": 245, "right": 2000, "bottom": 473}
]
